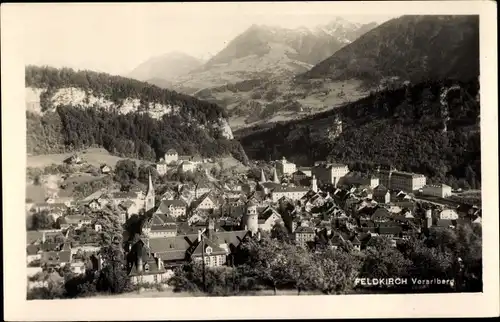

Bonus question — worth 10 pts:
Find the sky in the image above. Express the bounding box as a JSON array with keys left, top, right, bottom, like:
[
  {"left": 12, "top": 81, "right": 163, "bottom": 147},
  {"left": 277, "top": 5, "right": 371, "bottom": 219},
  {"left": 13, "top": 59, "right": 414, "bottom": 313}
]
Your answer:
[{"left": 17, "top": 3, "right": 398, "bottom": 76}]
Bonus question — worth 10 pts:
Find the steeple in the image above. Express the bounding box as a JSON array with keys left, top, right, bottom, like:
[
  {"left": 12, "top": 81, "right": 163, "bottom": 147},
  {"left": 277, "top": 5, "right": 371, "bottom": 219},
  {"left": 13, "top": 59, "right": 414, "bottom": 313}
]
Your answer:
[
  {"left": 147, "top": 170, "right": 154, "bottom": 194},
  {"left": 311, "top": 175, "right": 318, "bottom": 193},
  {"left": 260, "top": 168, "right": 267, "bottom": 183},
  {"left": 272, "top": 167, "right": 279, "bottom": 183},
  {"left": 145, "top": 170, "right": 155, "bottom": 213}
]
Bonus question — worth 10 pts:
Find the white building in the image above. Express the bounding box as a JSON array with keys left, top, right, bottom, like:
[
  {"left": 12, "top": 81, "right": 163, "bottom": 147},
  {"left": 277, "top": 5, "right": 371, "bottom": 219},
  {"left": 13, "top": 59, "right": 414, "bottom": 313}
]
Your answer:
[
  {"left": 422, "top": 184, "right": 452, "bottom": 198},
  {"left": 439, "top": 209, "right": 459, "bottom": 220},
  {"left": 312, "top": 163, "right": 350, "bottom": 186},
  {"left": 164, "top": 149, "right": 179, "bottom": 164},
  {"left": 179, "top": 161, "right": 195, "bottom": 173},
  {"left": 271, "top": 186, "right": 309, "bottom": 202},
  {"left": 275, "top": 157, "right": 297, "bottom": 176},
  {"left": 156, "top": 159, "right": 168, "bottom": 176}
]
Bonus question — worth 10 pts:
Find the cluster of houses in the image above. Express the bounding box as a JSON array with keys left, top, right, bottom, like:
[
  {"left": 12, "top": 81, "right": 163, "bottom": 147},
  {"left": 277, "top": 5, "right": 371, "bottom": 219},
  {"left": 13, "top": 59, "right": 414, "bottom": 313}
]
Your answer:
[
  {"left": 26, "top": 154, "right": 482, "bottom": 286},
  {"left": 156, "top": 149, "right": 213, "bottom": 175}
]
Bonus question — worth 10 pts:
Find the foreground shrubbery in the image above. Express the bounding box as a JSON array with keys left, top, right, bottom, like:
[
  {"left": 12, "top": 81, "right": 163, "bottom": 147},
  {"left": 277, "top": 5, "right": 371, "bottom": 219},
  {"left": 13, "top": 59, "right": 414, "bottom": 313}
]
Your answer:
[{"left": 169, "top": 224, "right": 482, "bottom": 296}]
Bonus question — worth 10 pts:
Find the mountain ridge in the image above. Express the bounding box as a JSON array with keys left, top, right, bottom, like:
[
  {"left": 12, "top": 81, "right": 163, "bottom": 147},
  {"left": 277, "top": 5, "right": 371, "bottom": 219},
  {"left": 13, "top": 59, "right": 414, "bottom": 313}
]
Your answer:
[{"left": 25, "top": 65, "right": 248, "bottom": 164}]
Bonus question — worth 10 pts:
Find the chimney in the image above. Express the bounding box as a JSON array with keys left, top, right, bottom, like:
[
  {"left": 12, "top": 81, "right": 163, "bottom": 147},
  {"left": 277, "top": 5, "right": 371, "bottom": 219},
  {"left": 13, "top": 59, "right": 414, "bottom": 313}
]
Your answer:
[
  {"left": 42, "top": 232, "right": 46, "bottom": 243},
  {"left": 198, "top": 229, "right": 202, "bottom": 243},
  {"left": 256, "top": 231, "right": 261, "bottom": 241}
]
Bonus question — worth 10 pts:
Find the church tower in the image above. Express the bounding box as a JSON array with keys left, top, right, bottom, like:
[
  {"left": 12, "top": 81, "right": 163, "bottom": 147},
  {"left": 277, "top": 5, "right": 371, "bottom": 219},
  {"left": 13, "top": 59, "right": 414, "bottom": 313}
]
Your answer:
[
  {"left": 272, "top": 167, "right": 279, "bottom": 183},
  {"left": 242, "top": 201, "right": 258, "bottom": 235},
  {"left": 145, "top": 170, "right": 155, "bottom": 213},
  {"left": 311, "top": 175, "right": 318, "bottom": 193},
  {"left": 260, "top": 168, "right": 267, "bottom": 183}
]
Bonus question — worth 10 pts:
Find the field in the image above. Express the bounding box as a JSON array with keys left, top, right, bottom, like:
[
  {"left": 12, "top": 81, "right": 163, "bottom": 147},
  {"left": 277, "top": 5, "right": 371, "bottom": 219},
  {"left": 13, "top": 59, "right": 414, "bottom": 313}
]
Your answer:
[{"left": 27, "top": 148, "right": 147, "bottom": 169}]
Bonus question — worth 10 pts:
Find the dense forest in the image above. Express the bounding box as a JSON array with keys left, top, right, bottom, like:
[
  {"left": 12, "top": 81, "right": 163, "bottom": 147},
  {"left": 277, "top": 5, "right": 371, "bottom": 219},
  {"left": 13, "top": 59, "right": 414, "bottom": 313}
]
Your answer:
[
  {"left": 25, "top": 66, "right": 248, "bottom": 164},
  {"left": 25, "top": 65, "right": 227, "bottom": 120},
  {"left": 239, "top": 79, "right": 481, "bottom": 189}
]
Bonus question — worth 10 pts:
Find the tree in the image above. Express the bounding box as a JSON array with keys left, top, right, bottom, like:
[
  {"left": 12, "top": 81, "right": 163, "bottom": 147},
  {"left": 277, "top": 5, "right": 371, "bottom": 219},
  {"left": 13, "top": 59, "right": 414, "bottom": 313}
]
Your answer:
[
  {"left": 312, "top": 250, "right": 361, "bottom": 294},
  {"left": 270, "top": 223, "right": 291, "bottom": 243},
  {"left": 360, "top": 237, "right": 412, "bottom": 280},
  {"left": 114, "top": 159, "right": 139, "bottom": 187},
  {"left": 31, "top": 210, "right": 55, "bottom": 230}
]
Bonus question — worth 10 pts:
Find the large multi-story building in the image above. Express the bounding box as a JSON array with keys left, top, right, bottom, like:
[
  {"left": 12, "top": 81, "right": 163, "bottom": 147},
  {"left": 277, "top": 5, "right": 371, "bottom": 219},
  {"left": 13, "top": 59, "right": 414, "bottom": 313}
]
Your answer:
[
  {"left": 275, "top": 157, "right": 296, "bottom": 176},
  {"left": 377, "top": 168, "right": 426, "bottom": 192},
  {"left": 271, "top": 186, "right": 309, "bottom": 202},
  {"left": 312, "top": 163, "right": 350, "bottom": 186},
  {"left": 422, "top": 184, "right": 452, "bottom": 198},
  {"left": 340, "top": 173, "right": 380, "bottom": 188}
]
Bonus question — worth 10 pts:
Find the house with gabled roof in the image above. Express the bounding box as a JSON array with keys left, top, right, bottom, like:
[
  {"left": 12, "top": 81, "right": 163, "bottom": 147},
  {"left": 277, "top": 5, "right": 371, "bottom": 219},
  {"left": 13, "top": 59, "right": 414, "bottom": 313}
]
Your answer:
[
  {"left": 128, "top": 220, "right": 251, "bottom": 272},
  {"left": 118, "top": 199, "right": 141, "bottom": 224},
  {"left": 41, "top": 250, "right": 72, "bottom": 268},
  {"left": 257, "top": 206, "right": 283, "bottom": 232},
  {"left": 294, "top": 226, "right": 315, "bottom": 248},
  {"left": 191, "top": 192, "right": 217, "bottom": 212},
  {"left": 155, "top": 199, "right": 187, "bottom": 218},
  {"left": 371, "top": 207, "right": 391, "bottom": 223},
  {"left": 372, "top": 184, "right": 390, "bottom": 204}
]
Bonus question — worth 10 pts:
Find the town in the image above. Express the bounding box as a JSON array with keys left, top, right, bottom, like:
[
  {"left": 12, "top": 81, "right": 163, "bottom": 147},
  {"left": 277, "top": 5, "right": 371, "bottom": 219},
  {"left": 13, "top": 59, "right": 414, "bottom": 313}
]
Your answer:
[{"left": 26, "top": 148, "right": 482, "bottom": 297}]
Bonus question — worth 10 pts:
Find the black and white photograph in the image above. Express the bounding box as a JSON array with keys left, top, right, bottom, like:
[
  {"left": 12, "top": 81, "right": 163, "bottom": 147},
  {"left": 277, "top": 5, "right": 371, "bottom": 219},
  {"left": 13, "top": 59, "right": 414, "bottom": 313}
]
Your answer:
[{"left": 2, "top": 1, "right": 498, "bottom": 320}]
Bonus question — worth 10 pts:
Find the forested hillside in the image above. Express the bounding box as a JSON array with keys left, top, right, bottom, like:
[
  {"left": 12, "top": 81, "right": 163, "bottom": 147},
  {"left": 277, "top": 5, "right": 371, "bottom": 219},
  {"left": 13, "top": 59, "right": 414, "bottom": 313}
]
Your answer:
[
  {"left": 25, "top": 66, "right": 248, "bottom": 164},
  {"left": 301, "top": 15, "right": 479, "bottom": 87},
  {"left": 239, "top": 79, "right": 481, "bottom": 188}
]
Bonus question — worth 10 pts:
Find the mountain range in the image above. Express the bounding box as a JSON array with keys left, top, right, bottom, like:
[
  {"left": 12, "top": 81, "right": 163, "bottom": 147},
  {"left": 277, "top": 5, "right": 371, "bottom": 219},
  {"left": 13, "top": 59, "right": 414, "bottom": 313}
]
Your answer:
[
  {"left": 127, "top": 51, "right": 204, "bottom": 83},
  {"left": 191, "top": 15, "right": 480, "bottom": 129},
  {"left": 128, "top": 18, "right": 379, "bottom": 93}
]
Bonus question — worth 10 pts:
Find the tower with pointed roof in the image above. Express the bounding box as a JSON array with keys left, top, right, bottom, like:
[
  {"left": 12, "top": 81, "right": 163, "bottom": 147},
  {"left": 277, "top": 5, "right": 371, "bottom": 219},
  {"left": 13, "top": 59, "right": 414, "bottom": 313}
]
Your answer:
[
  {"left": 145, "top": 170, "right": 155, "bottom": 213},
  {"left": 311, "top": 175, "right": 318, "bottom": 193},
  {"left": 272, "top": 167, "right": 279, "bottom": 183},
  {"left": 259, "top": 168, "right": 267, "bottom": 183}
]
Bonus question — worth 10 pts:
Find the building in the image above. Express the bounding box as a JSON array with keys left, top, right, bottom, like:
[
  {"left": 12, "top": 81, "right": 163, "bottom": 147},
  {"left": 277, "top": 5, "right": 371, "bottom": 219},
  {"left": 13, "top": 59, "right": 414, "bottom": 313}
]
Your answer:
[
  {"left": 271, "top": 186, "right": 309, "bottom": 202},
  {"left": 439, "top": 208, "right": 459, "bottom": 220},
  {"left": 257, "top": 206, "right": 283, "bottom": 232},
  {"left": 312, "top": 163, "right": 349, "bottom": 186},
  {"left": 144, "top": 171, "right": 155, "bottom": 213},
  {"left": 298, "top": 167, "right": 312, "bottom": 177},
  {"left": 292, "top": 170, "right": 308, "bottom": 182},
  {"left": 155, "top": 199, "right": 187, "bottom": 218},
  {"left": 148, "top": 224, "right": 178, "bottom": 239},
  {"left": 275, "top": 157, "right": 297, "bottom": 176},
  {"left": 191, "top": 193, "right": 218, "bottom": 211},
  {"left": 27, "top": 245, "right": 42, "bottom": 264},
  {"left": 128, "top": 222, "right": 251, "bottom": 275},
  {"left": 242, "top": 201, "right": 259, "bottom": 234},
  {"left": 372, "top": 185, "right": 390, "bottom": 204},
  {"left": 195, "top": 181, "right": 212, "bottom": 198},
  {"left": 156, "top": 160, "right": 168, "bottom": 176},
  {"left": 179, "top": 161, "right": 195, "bottom": 173},
  {"left": 377, "top": 168, "right": 426, "bottom": 192},
  {"left": 41, "top": 251, "right": 72, "bottom": 268},
  {"left": 118, "top": 200, "right": 141, "bottom": 223},
  {"left": 422, "top": 184, "right": 452, "bottom": 198},
  {"left": 164, "top": 149, "right": 179, "bottom": 164},
  {"left": 294, "top": 226, "right": 315, "bottom": 248},
  {"left": 100, "top": 165, "right": 111, "bottom": 174},
  {"left": 340, "top": 173, "right": 380, "bottom": 189}
]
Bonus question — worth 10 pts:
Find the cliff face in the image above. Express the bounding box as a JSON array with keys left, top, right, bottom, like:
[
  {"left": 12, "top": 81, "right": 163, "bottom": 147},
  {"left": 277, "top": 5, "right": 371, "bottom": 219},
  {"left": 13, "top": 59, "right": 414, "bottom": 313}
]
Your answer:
[
  {"left": 26, "top": 86, "right": 234, "bottom": 140},
  {"left": 25, "top": 66, "right": 244, "bottom": 162}
]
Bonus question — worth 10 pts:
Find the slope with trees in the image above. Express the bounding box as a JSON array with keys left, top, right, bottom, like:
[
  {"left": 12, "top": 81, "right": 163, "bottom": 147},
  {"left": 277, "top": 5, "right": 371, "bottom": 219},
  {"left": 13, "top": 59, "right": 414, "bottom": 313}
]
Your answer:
[{"left": 239, "top": 78, "right": 481, "bottom": 188}]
